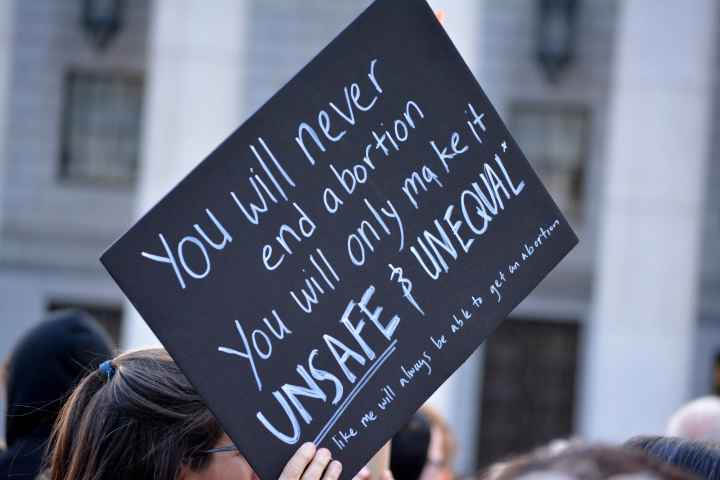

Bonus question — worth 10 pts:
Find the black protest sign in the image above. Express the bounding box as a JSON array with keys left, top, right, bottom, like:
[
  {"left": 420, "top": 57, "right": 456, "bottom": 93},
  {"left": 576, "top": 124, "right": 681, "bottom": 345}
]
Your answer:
[{"left": 101, "top": 0, "right": 578, "bottom": 478}]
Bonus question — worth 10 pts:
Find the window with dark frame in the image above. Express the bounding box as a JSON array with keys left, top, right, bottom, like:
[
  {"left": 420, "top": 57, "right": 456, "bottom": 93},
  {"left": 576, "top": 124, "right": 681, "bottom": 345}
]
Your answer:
[
  {"left": 60, "top": 70, "right": 143, "bottom": 184},
  {"left": 477, "top": 318, "right": 579, "bottom": 468},
  {"left": 510, "top": 104, "right": 589, "bottom": 219}
]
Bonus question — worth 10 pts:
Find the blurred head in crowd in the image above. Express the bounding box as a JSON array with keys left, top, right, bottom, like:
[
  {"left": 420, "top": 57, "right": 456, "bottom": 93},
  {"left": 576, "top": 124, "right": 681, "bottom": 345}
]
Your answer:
[
  {"left": 480, "top": 442, "right": 696, "bottom": 480},
  {"left": 46, "top": 347, "right": 259, "bottom": 480},
  {"left": 391, "top": 411, "right": 432, "bottom": 480},
  {"left": 0, "top": 310, "right": 114, "bottom": 480},
  {"left": 625, "top": 435, "right": 720, "bottom": 480},
  {"left": 390, "top": 406, "right": 456, "bottom": 480},
  {"left": 667, "top": 396, "right": 720, "bottom": 442}
]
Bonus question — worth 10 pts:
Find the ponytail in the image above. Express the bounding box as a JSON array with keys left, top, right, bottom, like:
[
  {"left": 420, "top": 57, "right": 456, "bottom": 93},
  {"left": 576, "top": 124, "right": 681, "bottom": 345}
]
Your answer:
[{"left": 46, "top": 348, "right": 222, "bottom": 480}]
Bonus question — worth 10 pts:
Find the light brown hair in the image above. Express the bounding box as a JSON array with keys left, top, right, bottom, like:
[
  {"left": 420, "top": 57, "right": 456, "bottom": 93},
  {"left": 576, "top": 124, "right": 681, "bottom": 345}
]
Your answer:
[
  {"left": 481, "top": 443, "right": 698, "bottom": 480},
  {"left": 420, "top": 405, "right": 457, "bottom": 466}
]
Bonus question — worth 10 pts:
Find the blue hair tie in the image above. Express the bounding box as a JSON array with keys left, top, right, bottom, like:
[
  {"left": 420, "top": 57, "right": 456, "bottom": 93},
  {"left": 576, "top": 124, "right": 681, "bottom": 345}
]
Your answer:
[{"left": 99, "top": 360, "right": 116, "bottom": 381}]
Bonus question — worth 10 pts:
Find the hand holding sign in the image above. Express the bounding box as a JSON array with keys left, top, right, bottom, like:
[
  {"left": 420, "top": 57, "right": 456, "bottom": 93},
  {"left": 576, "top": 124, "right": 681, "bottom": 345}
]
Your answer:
[
  {"left": 278, "top": 444, "right": 341, "bottom": 480},
  {"left": 101, "top": 0, "right": 577, "bottom": 478}
]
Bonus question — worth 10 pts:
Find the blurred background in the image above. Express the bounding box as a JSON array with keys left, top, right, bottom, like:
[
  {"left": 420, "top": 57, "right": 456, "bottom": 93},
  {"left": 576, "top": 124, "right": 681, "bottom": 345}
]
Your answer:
[{"left": 0, "top": 0, "right": 717, "bottom": 476}]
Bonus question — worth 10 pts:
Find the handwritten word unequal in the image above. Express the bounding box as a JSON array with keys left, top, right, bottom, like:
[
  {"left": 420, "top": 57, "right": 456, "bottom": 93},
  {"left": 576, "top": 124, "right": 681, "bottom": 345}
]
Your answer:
[{"left": 409, "top": 153, "right": 526, "bottom": 280}]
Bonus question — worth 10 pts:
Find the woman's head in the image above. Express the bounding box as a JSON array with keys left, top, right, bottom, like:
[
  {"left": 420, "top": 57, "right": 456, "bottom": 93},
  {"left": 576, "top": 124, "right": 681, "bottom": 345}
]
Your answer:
[{"left": 47, "top": 348, "right": 227, "bottom": 480}]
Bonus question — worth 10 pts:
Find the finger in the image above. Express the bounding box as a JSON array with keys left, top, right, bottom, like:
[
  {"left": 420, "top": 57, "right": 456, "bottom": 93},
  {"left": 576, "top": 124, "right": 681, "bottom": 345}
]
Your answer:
[
  {"left": 435, "top": 10, "right": 445, "bottom": 25},
  {"left": 321, "top": 460, "right": 342, "bottom": 480},
  {"left": 300, "top": 448, "right": 332, "bottom": 480},
  {"left": 381, "top": 470, "right": 395, "bottom": 480},
  {"left": 280, "top": 442, "right": 316, "bottom": 480},
  {"left": 352, "top": 466, "right": 371, "bottom": 480}
]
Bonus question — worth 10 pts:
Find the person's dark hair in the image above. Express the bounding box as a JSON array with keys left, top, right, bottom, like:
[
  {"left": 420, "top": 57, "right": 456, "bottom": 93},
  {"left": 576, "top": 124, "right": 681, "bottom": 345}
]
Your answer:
[
  {"left": 1, "top": 309, "right": 114, "bottom": 480},
  {"left": 391, "top": 411, "right": 432, "bottom": 480},
  {"left": 480, "top": 443, "right": 698, "bottom": 480},
  {"left": 46, "top": 348, "right": 223, "bottom": 480},
  {"left": 625, "top": 435, "right": 720, "bottom": 479}
]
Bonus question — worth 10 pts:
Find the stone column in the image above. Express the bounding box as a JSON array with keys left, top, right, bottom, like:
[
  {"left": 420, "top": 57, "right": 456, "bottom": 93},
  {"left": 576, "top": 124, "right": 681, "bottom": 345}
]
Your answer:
[
  {"left": 0, "top": 0, "right": 15, "bottom": 442},
  {"left": 581, "top": 1, "right": 717, "bottom": 440},
  {"left": 123, "top": 0, "right": 248, "bottom": 347},
  {"left": 0, "top": 0, "right": 15, "bottom": 228}
]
